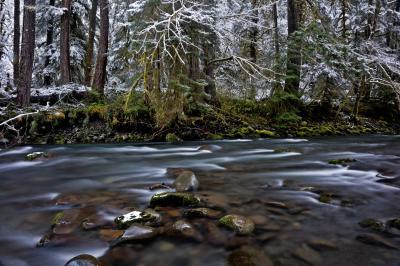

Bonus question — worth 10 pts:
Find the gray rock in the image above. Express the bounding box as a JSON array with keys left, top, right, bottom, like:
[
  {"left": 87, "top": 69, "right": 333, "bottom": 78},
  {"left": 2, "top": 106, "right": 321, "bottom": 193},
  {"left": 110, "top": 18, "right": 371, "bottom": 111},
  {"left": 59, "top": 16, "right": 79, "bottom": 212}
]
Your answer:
[
  {"left": 173, "top": 171, "right": 199, "bottom": 192},
  {"left": 356, "top": 233, "right": 399, "bottom": 249},
  {"left": 113, "top": 225, "right": 158, "bottom": 245},
  {"left": 64, "top": 254, "right": 102, "bottom": 266}
]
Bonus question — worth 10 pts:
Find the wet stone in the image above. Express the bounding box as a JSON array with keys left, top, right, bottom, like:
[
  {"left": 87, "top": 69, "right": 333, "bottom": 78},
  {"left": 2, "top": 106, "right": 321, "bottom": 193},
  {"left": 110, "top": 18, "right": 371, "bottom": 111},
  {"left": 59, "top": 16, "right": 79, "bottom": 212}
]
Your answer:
[
  {"left": 112, "top": 225, "right": 158, "bottom": 246},
  {"left": 328, "top": 158, "right": 357, "bottom": 165},
  {"left": 359, "top": 218, "right": 385, "bottom": 232},
  {"left": 219, "top": 215, "right": 255, "bottom": 235},
  {"left": 198, "top": 144, "right": 222, "bottom": 152},
  {"left": 228, "top": 246, "right": 273, "bottom": 266},
  {"left": 65, "top": 254, "right": 102, "bottom": 266},
  {"left": 307, "top": 238, "right": 338, "bottom": 251},
  {"left": 183, "top": 208, "right": 222, "bottom": 219},
  {"left": 292, "top": 244, "right": 322, "bottom": 265},
  {"left": 356, "top": 233, "right": 399, "bottom": 249},
  {"left": 387, "top": 218, "right": 400, "bottom": 230},
  {"left": 114, "top": 209, "right": 161, "bottom": 229},
  {"left": 150, "top": 192, "right": 202, "bottom": 207},
  {"left": 26, "top": 152, "right": 49, "bottom": 161},
  {"left": 173, "top": 171, "right": 200, "bottom": 192},
  {"left": 149, "top": 183, "right": 172, "bottom": 191},
  {"left": 171, "top": 220, "right": 203, "bottom": 242},
  {"left": 99, "top": 229, "right": 124, "bottom": 242}
]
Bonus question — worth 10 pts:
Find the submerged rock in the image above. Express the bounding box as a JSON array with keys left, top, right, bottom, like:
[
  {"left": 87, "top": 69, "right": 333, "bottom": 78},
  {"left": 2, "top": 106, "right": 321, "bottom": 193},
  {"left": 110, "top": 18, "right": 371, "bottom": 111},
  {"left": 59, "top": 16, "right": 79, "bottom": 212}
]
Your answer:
[
  {"left": 292, "top": 244, "right": 321, "bottom": 265},
  {"left": 112, "top": 225, "right": 158, "bottom": 246},
  {"left": 149, "top": 183, "right": 172, "bottom": 191},
  {"left": 358, "top": 219, "right": 385, "bottom": 232},
  {"left": 228, "top": 246, "right": 273, "bottom": 266},
  {"left": 99, "top": 229, "right": 124, "bottom": 242},
  {"left": 114, "top": 209, "right": 161, "bottom": 229},
  {"left": 170, "top": 220, "right": 203, "bottom": 242},
  {"left": 219, "top": 215, "right": 255, "bottom": 235},
  {"left": 328, "top": 158, "right": 357, "bottom": 166},
  {"left": 26, "top": 152, "right": 49, "bottom": 161},
  {"left": 150, "top": 192, "right": 201, "bottom": 207},
  {"left": 173, "top": 171, "right": 199, "bottom": 192},
  {"left": 387, "top": 218, "right": 400, "bottom": 230},
  {"left": 65, "top": 254, "right": 102, "bottom": 266},
  {"left": 198, "top": 144, "right": 222, "bottom": 151},
  {"left": 356, "top": 233, "right": 399, "bottom": 249},
  {"left": 183, "top": 208, "right": 222, "bottom": 219}
]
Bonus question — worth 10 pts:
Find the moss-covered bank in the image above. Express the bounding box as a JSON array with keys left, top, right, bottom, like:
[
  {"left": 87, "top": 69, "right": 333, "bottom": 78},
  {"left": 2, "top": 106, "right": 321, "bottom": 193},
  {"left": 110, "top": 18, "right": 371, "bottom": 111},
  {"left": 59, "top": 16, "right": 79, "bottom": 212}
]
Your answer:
[{"left": 0, "top": 97, "right": 399, "bottom": 147}]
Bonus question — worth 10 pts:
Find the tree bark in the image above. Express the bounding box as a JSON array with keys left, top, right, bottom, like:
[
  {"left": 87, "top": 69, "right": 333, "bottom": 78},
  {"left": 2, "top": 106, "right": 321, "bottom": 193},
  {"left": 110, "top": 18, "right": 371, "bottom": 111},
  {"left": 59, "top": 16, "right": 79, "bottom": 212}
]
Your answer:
[
  {"left": 43, "top": 0, "right": 55, "bottom": 85},
  {"left": 84, "top": 0, "right": 98, "bottom": 86},
  {"left": 92, "top": 0, "right": 109, "bottom": 95},
  {"left": 17, "top": 0, "right": 36, "bottom": 107},
  {"left": 13, "top": 0, "right": 20, "bottom": 85},
  {"left": 60, "top": 0, "right": 71, "bottom": 84},
  {"left": 285, "top": 0, "right": 301, "bottom": 94}
]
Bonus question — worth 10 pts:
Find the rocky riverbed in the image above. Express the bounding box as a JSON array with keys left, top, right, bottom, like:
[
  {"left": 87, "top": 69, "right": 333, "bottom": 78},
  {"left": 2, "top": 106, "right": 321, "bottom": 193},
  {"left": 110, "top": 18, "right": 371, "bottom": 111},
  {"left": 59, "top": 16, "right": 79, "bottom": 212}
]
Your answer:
[{"left": 0, "top": 136, "right": 400, "bottom": 265}]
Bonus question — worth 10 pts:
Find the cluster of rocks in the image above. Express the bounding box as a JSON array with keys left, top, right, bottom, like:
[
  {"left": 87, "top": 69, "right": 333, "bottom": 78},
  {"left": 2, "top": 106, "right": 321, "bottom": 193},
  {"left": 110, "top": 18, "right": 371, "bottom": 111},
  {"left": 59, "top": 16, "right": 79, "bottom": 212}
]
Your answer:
[{"left": 356, "top": 218, "right": 400, "bottom": 250}]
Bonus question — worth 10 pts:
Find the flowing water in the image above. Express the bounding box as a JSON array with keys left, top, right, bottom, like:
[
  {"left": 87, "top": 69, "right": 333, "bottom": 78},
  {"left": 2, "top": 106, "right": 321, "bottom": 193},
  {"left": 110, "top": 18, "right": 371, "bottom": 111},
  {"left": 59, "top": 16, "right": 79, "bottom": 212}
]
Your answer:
[{"left": 0, "top": 136, "right": 400, "bottom": 266}]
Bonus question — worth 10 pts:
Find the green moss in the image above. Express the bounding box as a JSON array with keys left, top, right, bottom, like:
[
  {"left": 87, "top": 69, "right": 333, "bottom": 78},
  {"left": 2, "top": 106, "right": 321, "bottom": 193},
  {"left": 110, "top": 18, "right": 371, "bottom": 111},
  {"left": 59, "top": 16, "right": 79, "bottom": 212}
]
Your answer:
[
  {"left": 52, "top": 212, "right": 64, "bottom": 226},
  {"left": 329, "top": 158, "right": 357, "bottom": 165},
  {"left": 166, "top": 133, "right": 182, "bottom": 143},
  {"left": 359, "top": 219, "right": 385, "bottom": 231},
  {"left": 218, "top": 214, "right": 255, "bottom": 235},
  {"left": 207, "top": 134, "right": 223, "bottom": 140},
  {"left": 150, "top": 192, "right": 201, "bottom": 207},
  {"left": 255, "top": 130, "right": 276, "bottom": 138},
  {"left": 319, "top": 193, "right": 333, "bottom": 204},
  {"left": 87, "top": 104, "right": 109, "bottom": 121}
]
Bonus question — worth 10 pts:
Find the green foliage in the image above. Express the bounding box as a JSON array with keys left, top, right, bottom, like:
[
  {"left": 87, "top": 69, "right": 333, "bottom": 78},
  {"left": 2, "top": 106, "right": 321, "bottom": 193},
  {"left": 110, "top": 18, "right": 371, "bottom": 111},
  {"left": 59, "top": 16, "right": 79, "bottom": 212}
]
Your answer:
[{"left": 267, "top": 91, "right": 302, "bottom": 125}]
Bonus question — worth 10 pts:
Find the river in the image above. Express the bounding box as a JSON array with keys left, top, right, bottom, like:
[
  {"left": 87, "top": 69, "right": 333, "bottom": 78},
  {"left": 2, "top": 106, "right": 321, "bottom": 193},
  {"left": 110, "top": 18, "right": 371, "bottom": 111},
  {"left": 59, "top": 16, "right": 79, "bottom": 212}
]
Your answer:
[{"left": 0, "top": 136, "right": 399, "bottom": 266}]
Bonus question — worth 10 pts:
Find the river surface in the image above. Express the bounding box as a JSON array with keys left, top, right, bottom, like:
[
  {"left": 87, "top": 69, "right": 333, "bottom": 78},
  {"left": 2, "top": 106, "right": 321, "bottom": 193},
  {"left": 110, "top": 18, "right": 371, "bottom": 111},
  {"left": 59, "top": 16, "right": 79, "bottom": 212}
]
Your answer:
[{"left": 0, "top": 136, "right": 400, "bottom": 266}]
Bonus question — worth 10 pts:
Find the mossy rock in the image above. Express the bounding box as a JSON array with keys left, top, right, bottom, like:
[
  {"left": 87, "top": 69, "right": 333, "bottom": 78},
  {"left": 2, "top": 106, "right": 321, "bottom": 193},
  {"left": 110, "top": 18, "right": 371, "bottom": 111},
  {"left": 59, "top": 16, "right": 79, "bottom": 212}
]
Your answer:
[
  {"left": 387, "top": 218, "right": 400, "bottom": 230},
  {"left": 255, "top": 130, "right": 276, "bottom": 138},
  {"left": 166, "top": 133, "right": 182, "bottom": 143},
  {"left": 228, "top": 246, "right": 273, "bottom": 266},
  {"left": 26, "top": 152, "right": 49, "bottom": 161},
  {"left": 329, "top": 158, "right": 357, "bottom": 165},
  {"left": 114, "top": 209, "right": 161, "bottom": 230},
  {"left": 52, "top": 212, "right": 64, "bottom": 226},
  {"left": 207, "top": 134, "right": 223, "bottom": 140},
  {"left": 150, "top": 192, "right": 201, "bottom": 207},
  {"left": 359, "top": 219, "right": 385, "bottom": 232},
  {"left": 219, "top": 214, "right": 255, "bottom": 235},
  {"left": 318, "top": 193, "right": 334, "bottom": 204}
]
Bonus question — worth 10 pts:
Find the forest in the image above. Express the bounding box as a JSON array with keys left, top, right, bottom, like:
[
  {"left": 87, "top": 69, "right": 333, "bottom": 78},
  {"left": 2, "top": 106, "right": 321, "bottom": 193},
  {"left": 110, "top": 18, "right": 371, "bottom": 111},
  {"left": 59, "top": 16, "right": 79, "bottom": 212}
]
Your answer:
[
  {"left": 1, "top": 1, "right": 400, "bottom": 266},
  {"left": 0, "top": 0, "right": 399, "bottom": 145}
]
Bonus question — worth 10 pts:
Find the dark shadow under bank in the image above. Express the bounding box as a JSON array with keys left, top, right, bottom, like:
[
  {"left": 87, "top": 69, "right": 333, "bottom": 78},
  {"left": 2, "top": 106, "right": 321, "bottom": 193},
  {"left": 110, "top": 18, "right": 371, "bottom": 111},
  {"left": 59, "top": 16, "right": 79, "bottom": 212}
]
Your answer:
[{"left": 0, "top": 104, "right": 399, "bottom": 148}]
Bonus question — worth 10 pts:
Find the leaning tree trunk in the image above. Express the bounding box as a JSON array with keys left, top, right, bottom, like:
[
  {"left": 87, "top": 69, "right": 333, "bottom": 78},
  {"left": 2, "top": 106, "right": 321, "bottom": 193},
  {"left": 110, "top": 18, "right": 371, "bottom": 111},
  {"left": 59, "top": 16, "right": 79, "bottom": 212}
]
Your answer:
[
  {"left": 60, "top": 0, "right": 71, "bottom": 84},
  {"left": 84, "top": 0, "right": 98, "bottom": 86},
  {"left": 17, "top": 0, "right": 36, "bottom": 107},
  {"left": 285, "top": 0, "right": 301, "bottom": 94},
  {"left": 92, "top": 0, "right": 109, "bottom": 95},
  {"left": 43, "top": 0, "right": 55, "bottom": 85}
]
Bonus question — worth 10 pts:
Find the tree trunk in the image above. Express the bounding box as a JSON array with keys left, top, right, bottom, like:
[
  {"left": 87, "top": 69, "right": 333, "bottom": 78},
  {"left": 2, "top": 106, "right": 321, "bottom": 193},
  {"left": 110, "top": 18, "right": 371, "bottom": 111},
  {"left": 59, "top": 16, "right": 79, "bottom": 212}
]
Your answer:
[
  {"left": 92, "top": 0, "right": 109, "bottom": 95},
  {"left": 13, "top": 0, "right": 20, "bottom": 85},
  {"left": 43, "top": 0, "right": 55, "bottom": 85},
  {"left": 84, "top": 0, "right": 98, "bottom": 86},
  {"left": 17, "top": 0, "right": 36, "bottom": 107},
  {"left": 270, "top": 2, "right": 281, "bottom": 96},
  {"left": 248, "top": 0, "right": 259, "bottom": 100},
  {"left": 0, "top": 0, "right": 6, "bottom": 62},
  {"left": 60, "top": 0, "right": 71, "bottom": 84},
  {"left": 285, "top": 0, "right": 301, "bottom": 94}
]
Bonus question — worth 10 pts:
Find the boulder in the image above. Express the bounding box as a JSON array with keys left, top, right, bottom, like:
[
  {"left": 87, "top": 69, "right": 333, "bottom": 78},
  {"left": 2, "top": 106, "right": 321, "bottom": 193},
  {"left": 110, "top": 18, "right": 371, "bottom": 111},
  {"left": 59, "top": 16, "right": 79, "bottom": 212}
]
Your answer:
[
  {"left": 219, "top": 214, "right": 255, "bottom": 235},
  {"left": 173, "top": 171, "right": 199, "bottom": 192}
]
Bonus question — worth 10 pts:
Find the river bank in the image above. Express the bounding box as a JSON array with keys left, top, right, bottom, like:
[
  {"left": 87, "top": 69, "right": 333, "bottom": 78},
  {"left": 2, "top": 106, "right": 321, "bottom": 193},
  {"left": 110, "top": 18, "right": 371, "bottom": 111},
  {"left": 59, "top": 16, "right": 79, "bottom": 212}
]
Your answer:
[{"left": 0, "top": 101, "right": 399, "bottom": 147}]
